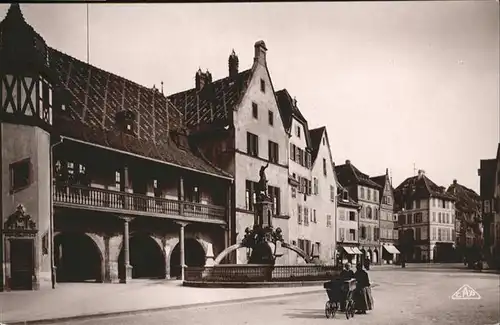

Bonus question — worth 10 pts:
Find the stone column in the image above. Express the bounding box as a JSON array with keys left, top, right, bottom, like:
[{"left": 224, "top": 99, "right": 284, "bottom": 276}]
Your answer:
[
  {"left": 176, "top": 221, "right": 189, "bottom": 281},
  {"left": 120, "top": 217, "right": 134, "bottom": 283}
]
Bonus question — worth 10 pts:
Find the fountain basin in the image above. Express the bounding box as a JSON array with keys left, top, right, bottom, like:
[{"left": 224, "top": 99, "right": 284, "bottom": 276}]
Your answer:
[{"left": 183, "top": 264, "right": 340, "bottom": 288}]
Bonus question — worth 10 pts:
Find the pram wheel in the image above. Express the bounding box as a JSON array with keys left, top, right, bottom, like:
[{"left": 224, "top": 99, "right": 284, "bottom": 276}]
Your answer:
[
  {"left": 325, "top": 301, "right": 337, "bottom": 319},
  {"left": 345, "top": 300, "right": 355, "bottom": 319}
]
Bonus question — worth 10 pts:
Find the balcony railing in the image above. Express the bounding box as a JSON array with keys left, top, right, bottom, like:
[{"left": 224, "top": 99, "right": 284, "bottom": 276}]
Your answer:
[{"left": 53, "top": 184, "right": 226, "bottom": 222}]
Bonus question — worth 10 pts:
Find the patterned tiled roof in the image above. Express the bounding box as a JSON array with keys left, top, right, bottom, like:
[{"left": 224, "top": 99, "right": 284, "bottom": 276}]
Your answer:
[
  {"left": 335, "top": 162, "right": 382, "bottom": 189},
  {"left": 167, "top": 69, "right": 253, "bottom": 130},
  {"left": 0, "top": 4, "right": 231, "bottom": 178},
  {"left": 447, "top": 181, "right": 480, "bottom": 213}
]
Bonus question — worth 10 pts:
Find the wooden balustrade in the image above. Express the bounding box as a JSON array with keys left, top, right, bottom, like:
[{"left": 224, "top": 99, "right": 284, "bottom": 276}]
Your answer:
[{"left": 53, "top": 184, "right": 226, "bottom": 222}]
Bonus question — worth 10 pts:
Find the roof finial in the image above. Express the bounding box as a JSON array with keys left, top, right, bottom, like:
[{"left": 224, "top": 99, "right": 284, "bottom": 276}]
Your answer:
[
  {"left": 161, "top": 81, "right": 164, "bottom": 94},
  {"left": 293, "top": 96, "right": 297, "bottom": 106},
  {"left": 5, "top": 3, "right": 24, "bottom": 22}
]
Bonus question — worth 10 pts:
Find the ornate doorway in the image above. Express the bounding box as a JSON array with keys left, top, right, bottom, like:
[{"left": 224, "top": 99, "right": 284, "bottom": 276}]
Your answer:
[
  {"left": 9, "top": 239, "right": 34, "bottom": 290},
  {"left": 3, "top": 205, "right": 38, "bottom": 291}
]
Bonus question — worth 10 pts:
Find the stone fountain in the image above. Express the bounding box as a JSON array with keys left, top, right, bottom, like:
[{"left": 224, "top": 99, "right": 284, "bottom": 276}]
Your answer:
[{"left": 183, "top": 164, "right": 339, "bottom": 287}]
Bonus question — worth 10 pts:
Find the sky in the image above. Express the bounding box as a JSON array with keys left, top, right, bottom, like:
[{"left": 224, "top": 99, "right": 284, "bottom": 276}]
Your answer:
[{"left": 1, "top": 2, "right": 498, "bottom": 193}]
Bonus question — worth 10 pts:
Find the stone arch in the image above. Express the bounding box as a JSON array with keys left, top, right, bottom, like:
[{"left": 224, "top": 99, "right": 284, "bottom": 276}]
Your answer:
[
  {"left": 168, "top": 237, "right": 207, "bottom": 279},
  {"left": 54, "top": 232, "right": 104, "bottom": 283},
  {"left": 118, "top": 232, "right": 166, "bottom": 280}
]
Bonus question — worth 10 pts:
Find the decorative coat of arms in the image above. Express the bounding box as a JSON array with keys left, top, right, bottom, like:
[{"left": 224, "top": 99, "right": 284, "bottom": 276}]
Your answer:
[{"left": 3, "top": 204, "right": 37, "bottom": 236}]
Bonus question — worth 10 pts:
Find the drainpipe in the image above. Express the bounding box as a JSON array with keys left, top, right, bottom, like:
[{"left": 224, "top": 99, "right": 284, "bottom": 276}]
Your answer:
[{"left": 50, "top": 136, "right": 64, "bottom": 289}]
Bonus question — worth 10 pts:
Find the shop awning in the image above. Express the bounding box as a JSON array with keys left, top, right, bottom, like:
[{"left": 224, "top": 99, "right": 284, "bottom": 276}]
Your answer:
[
  {"left": 383, "top": 245, "right": 400, "bottom": 254},
  {"left": 351, "top": 247, "right": 363, "bottom": 255},
  {"left": 342, "top": 247, "right": 355, "bottom": 254}
]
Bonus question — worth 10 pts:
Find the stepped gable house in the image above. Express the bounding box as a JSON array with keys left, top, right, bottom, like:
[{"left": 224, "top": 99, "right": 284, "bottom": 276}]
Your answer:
[
  {"left": 370, "top": 170, "right": 400, "bottom": 264},
  {"left": 335, "top": 182, "right": 362, "bottom": 265},
  {"left": 0, "top": 4, "right": 233, "bottom": 291},
  {"left": 167, "top": 41, "right": 290, "bottom": 264},
  {"left": 335, "top": 160, "right": 382, "bottom": 265},
  {"left": 394, "top": 170, "right": 456, "bottom": 262}
]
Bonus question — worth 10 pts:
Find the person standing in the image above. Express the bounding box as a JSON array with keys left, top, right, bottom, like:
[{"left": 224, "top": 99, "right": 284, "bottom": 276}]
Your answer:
[
  {"left": 340, "top": 263, "right": 355, "bottom": 280},
  {"left": 354, "top": 263, "right": 374, "bottom": 314}
]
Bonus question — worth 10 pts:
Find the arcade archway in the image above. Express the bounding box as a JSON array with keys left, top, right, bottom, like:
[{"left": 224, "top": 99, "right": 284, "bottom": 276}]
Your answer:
[
  {"left": 170, "top": 238, "right": 206, "bottom": 279},
  {"left": 119, "top": 234, "right": 165, "bottom": 280},
  {"left": 54, "top": 232, "right": 103, "bottom": 283}
]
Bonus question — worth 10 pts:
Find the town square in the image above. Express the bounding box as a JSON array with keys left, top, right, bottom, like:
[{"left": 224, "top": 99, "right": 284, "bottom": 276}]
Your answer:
[{"left": 0, "top": 1, "right": 498, "bottom": 325}]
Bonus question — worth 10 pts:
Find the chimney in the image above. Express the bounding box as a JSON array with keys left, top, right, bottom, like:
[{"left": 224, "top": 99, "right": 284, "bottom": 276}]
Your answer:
[
  {"left": 293, "top": 97, "right": 297, "bottom": 107},
  {"left": 195, "top": 68, "right": 212, "bottom": 91},
  {"left": 346, "top": 160, "right": 351, "bottom": 165},
  {"left": 417, "top": 169, "right": 425, "bottom": 179},
  {"left": 386, "top": 168, "right": 389, "bottom": 175},
  {"left": 254, "top": 40, "right": 267, "bottom": 66},
  {"left": 453, "top": 179, "right": 457, "bottom": 185},
  {"left": 228, "top": 49, "right": 239, "bottom": 78},
  {"left": 205, "top": 69, "right": 212, "bottom": 83}
]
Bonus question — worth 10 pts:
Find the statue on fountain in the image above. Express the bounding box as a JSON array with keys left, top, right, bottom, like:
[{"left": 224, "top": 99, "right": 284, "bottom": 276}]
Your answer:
[{"left": 257, "top": 162, "right": 270, "bottom": 201}]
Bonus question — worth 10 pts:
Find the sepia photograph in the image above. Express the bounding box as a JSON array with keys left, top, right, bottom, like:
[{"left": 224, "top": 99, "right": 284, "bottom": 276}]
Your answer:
[{"left": 0, "top": 1, "right": 498, "bottom": 324}]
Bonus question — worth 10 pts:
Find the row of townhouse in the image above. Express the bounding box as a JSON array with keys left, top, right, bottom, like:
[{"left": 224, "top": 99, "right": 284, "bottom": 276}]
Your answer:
[
  {"left": 334, "top": 161, "right": 400, "bottom": 266},
  {"left": 0, "top": 4, "right": 342, "bottom": 291},
  {"left": 334, "top": 162, "right": 484, "bottom": 266},
  {"left": 478, "top": 144, "right": 500, "bottom": 269}
]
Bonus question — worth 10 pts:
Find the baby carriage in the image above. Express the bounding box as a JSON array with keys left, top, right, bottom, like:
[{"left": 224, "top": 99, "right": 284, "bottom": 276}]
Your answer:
[{"left": 323, "top": 278, "right": 357, "bottom": 319}]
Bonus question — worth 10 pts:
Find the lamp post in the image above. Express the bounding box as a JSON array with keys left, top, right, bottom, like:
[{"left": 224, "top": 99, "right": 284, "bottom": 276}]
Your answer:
[{"left": 400, "top": 208, "right": 406, "bottom": 268}]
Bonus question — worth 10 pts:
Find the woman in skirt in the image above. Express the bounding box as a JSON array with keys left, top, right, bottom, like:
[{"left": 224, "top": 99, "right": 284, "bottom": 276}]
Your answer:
[{"left": 354, "top": 263, "right": 374, "bottom": 314}]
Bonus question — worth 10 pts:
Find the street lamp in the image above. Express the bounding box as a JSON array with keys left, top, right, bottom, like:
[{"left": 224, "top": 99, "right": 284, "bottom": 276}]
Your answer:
[{"left": 400, "top": 208, "right": 406, "bottom": 268}]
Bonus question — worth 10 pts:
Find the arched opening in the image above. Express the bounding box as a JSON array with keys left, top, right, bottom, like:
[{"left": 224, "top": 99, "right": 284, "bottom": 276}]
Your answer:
[
  {"left": 170, "top": 238, "right": 206, "bottom": 279},
  {"left": 119, "top": 234, "right": 165, "bottom": 280},
  {"left": 54, "top": 233, "right": 103, "bottom": 283},
  {"left": 373, "top": 249, "right": 379, "bottom": 264}
]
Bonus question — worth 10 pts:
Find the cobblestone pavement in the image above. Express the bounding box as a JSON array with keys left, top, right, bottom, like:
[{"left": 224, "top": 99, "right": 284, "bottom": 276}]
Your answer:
[{"left": 48, "top": 270, "right": 500, "bottom": 325}]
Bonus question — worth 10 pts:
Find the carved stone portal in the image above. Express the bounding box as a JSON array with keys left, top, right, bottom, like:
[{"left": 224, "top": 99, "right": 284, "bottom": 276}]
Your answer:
[{"left": 3, "top": 204, "right": 38, "bottom": 237}]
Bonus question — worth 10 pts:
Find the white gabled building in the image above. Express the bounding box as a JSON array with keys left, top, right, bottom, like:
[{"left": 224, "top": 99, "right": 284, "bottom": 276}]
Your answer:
[
  {"left": 169, "top": 41, "right": 290, "bottom": 264},
  {"left": 275, "top": 90, "right": 337, "bottom": 264}
]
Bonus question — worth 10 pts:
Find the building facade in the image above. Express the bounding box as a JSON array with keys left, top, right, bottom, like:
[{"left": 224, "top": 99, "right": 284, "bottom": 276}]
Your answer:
[
  {"left": 168, "top": 42, "right": 291, "bottom": 264},
  {"left": 335, "top": 185, "right": 362, "bottom": 265},
  {"left": 446, "top": 179, "right": 482, "bottom": 263},
  {"left": 275, "top": 90, "right": 313, "bottom": 264},
  {"left": 275, "top": 90, "right": 337, "bottom": 264},
  {"left": 1, "top": 4, "right": 233, "bottom": 291},
  {"left": 394, "top": 170, "right": 456, "bottom": 262},
  {"left": 478, "top": 154, "right": 497, "bottom": 267},
  {"left": 308, "top": 127, "right": 338, "bottom": 264},
  {"left": 335, "top": 160, "right": 382, "bottom": 265},
  {"left": 371, "top": 170, "right": 400, "bottom": 264}
]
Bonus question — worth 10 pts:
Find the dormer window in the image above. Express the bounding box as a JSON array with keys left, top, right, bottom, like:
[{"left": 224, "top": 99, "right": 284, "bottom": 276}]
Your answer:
[
  {"left": 115, "top": 110, "right": 136, "bottom": 135},
  {"left": 342, "top": 190, "right": 348, "bottom": 201}
]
